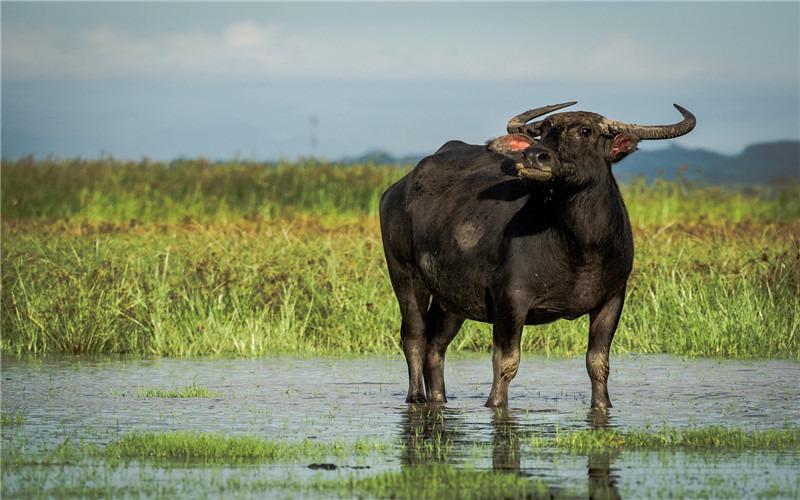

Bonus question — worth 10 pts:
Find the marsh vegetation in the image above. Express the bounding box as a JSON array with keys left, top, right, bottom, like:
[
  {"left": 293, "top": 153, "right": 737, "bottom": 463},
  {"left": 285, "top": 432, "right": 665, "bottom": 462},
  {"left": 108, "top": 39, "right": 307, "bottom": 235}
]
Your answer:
[{"left": 2, "top": 158, "right": 798, "bottom": 358}]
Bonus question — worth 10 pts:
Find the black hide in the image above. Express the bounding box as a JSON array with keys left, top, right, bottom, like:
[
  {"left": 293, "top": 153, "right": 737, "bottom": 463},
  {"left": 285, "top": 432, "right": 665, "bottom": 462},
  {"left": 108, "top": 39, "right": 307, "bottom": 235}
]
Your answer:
[{"left": 380, "top": 111, "right": 655, "bottom": 409}]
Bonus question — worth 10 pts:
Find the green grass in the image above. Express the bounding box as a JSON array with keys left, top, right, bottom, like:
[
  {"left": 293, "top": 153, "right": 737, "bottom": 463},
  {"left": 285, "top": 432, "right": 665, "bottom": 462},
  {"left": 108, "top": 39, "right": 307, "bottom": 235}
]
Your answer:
[
  {"left": 103, "top": 431, "right": 387, "bottom": 463},
  {"left": 0, "top": 157, "right": 406, "bottom": 222},
  {"left": 2, "top": 218, "right": 796, "bottom": 358},
  {"left": 2, "top": 159, "right": 798, "bottom": 358},
  {"left": 2, "top": 158, "right": 799, "bottom": 225},
  {"left": 10, "top": 427, "right": 794, "bottom": 466},
  {"left": 3, "top": 428, "right": 798, "bottom": 498},
  {"left": 346, "top": 465, "right": 550, "bottom": 499},
  {"left": 529, "top": 426, "right": 800, "bottom": 451},
  {"left": 135, "top": 383, "right": 220, "bottom": 398},
  {"left": 1, "top": 462, "right": 554, "bottom": 499},
  {"left": 1, "top": 413, "right": 24, "bottom": 426}
]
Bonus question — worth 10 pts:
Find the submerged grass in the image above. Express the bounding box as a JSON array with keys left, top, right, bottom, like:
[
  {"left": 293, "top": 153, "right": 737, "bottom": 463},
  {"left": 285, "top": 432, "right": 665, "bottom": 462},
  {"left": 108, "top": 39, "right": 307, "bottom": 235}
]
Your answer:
[
  {"left": 10, "top": 427, "right": 793, "bottom": 466},
  {"left": 1, "top": 413, "right": 24, "bottom": 426},
  {"left": 1, "top": 465, "right": 552, "bottom": 500},
  {"left": 530, "top": 426, "right": 800, "bottom": 451},
  {"left": 2, "top": 158, "right": 798, "bottom": 358},
  {"left": 346, "top": 465, "right": 550, "bottom": 499},
  {"left": 135, "top": 383, "right": 219, "bottom": 398},
  {"left": 3, "top": 428, "right": 798, "bottom": 498}
]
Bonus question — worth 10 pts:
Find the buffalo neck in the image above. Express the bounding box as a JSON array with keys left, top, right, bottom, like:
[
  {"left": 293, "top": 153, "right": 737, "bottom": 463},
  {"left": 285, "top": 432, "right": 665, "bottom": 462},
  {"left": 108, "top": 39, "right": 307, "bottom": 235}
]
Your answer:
[{"left": 556, "top": 172, "right": 627, "bottom": 249}]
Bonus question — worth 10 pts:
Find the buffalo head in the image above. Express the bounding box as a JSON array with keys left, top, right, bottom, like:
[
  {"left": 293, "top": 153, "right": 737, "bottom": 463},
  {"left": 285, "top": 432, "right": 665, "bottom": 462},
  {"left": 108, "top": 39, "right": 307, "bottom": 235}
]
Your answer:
[{"left": 488, "top": 102, "right": 696, "bottom": 185}]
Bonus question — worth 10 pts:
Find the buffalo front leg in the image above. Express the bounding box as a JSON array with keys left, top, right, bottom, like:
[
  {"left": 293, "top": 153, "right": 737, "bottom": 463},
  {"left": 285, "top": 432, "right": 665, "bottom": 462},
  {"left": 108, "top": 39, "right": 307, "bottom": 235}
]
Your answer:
[
  {"left": 485, "top": 299, "right": 527, "bottom": 408},
  {"left": 587, "top": 291, "right": 625, "bottom": 409},
  {"left": 423, "top": 300, "right": 465, "bottom": 403}
]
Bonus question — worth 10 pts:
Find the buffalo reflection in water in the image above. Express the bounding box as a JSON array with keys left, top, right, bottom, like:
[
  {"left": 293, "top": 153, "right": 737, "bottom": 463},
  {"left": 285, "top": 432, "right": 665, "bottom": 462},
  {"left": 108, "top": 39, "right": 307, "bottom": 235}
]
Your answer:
[{"left": 397, "top": 404, "right": 620, "bottom": 498}]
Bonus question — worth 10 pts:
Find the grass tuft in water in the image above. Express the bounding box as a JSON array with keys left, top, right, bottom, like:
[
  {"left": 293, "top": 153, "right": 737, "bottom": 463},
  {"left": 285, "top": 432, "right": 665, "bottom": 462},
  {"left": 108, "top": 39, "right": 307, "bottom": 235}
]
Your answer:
[
  {"left": 1, "top": 413, "right": 25, "bottom": 426},
  {"left": 529, "top": 426, "right": 800, "bottom": 451},
  {"left": 103, "top": 431, "right": 387, "bottom": 463},
  {"left": 135, "top": 383, "right": 220, "bottom": 398}
]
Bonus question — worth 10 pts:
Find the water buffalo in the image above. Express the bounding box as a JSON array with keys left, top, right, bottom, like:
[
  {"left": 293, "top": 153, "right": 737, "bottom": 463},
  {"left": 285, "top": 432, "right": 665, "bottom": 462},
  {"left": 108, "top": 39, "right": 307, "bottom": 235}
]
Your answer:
[{"left": 379, "top": 102, "right": 696, "bottom": 408}]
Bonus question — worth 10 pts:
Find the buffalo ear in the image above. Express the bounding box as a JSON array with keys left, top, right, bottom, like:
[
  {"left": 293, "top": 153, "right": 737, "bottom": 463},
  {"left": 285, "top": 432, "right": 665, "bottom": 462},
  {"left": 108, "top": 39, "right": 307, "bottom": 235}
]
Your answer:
[
  {"left": 487, "top": 134, "right": 535, "bottom": 156},
  {"left": 608, "top": 133, "right": 640, "bottom": 163}
]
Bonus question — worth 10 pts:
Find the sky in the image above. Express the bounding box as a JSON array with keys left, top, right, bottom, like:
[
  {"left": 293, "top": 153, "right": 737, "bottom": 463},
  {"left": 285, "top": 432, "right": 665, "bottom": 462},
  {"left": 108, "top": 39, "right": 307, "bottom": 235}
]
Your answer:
[{"left": 2, "top": 2, "right": 799, "bottom": 160}]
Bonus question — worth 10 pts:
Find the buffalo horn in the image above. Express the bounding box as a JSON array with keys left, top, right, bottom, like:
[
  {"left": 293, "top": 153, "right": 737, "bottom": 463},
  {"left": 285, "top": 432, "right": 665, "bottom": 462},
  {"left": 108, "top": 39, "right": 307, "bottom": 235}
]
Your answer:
[
  {"left": 506, "top": 101, "right": 578, "bottom": 134},
  {"left": 604, "top": 104, "right": 696, "bottom": 140}
]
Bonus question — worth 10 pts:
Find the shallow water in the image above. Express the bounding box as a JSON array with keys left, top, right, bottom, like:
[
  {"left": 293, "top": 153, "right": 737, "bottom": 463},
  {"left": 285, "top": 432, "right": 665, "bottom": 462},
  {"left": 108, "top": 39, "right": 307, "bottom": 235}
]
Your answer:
[
  {"left": 2, "top": 354, "right": 799, "bottom": 497},
  {"left": 3, "top": 354, "right": 798, "bottom": 445}
]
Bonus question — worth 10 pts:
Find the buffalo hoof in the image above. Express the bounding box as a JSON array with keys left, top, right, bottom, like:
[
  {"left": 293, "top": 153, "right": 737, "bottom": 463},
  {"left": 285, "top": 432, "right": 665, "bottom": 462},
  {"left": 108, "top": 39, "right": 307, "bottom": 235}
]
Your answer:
[
  {"left": 588, "top": 407, "right": 610, "bottom": 427},
  {"left": 484, "top": 397, "right": 507, "bottom": 408},
  {"left": 427, "top": 392, "right": 447, "bottom": 404},
  {"left": 406, "top": 393, "right": 427, "bottom": 404},
  {"left": 591, "top": 400, "right": 613, "bottom": 410}
]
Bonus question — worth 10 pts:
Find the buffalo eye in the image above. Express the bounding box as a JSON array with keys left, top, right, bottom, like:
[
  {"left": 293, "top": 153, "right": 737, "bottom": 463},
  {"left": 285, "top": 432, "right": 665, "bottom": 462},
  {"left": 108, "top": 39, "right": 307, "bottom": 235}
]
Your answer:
[{"left": 579, "top": 127, "right": 592, "bottom": 138}]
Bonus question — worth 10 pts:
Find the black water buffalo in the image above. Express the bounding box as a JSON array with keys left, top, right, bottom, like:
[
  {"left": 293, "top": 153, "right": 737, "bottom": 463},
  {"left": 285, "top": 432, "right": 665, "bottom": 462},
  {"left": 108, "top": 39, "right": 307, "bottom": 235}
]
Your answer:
[{"left": 379, "top": 102, "right": 695, "bottom": 408}]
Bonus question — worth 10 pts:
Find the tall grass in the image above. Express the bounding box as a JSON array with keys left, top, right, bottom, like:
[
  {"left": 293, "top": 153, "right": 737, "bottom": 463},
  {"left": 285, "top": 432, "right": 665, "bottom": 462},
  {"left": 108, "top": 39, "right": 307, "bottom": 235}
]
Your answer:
[
  {"left": 2, "top": 218, "right": 796, "bottom": 358},
  {"left": 1, "top": 158, "right": 798, "bottom": 357},
  {"left": 1, "top": 157, "right": 405, "bottom": 221},
  {"left": 3, "top": 157, "right": 798, "bottom": 224}
]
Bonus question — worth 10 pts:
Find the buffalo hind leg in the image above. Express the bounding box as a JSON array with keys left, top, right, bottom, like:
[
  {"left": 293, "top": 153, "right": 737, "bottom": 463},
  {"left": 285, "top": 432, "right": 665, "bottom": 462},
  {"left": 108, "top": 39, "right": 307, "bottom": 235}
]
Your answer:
[
  {"left": 386, "top": 257, "right": 431, "bottom": 403},
  {"left": 423, "top": 300, "right": 465, "bottom": 403},
  {"left": 587, "top": 291, "right": 625, "bottom": 409},
  {"left": 485, "top": 298, "right": 527, "bottom": 408}
]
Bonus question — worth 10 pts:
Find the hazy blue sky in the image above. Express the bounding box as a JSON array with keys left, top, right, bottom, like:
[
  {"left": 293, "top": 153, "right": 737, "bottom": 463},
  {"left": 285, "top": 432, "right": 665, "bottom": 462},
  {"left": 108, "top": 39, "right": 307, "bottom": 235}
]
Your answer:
[{"left": 2, "top": 2, "right": 798, "bottom": 160}]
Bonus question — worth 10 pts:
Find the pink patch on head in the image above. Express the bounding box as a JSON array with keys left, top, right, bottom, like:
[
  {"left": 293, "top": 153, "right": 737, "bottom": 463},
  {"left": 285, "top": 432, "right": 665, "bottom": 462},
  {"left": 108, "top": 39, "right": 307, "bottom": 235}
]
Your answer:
[
  {"left": 488, "top": 133, "right": 535, "bottom": 155},
  {"left": 496, "top": 133, "right": 534, "bottom": 152},
  {"left": 507, "top": 137, "right": 532, "bottom": 151}
]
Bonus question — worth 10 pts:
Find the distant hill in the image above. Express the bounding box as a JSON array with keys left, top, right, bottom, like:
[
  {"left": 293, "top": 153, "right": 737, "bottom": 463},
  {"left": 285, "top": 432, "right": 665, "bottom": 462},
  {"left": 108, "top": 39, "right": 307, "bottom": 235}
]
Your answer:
[
  {"left": 342, "top": 149, "right": 422, "bottom": 166},
  {"left": 616, "top": 140, "right": 800, "bottom": 184},
  {"left": 345, "top": 140, "right": 799, "bottom": 184}
]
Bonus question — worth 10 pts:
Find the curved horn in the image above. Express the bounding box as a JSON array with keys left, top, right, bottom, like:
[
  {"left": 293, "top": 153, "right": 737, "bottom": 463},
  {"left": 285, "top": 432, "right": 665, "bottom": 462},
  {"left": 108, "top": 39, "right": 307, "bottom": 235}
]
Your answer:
[
  {"left": 604, "top": 104, "right": 696, "bottom": 140},
  {"left": 506, "top": 101, "right": 577, "bottom": 134}
]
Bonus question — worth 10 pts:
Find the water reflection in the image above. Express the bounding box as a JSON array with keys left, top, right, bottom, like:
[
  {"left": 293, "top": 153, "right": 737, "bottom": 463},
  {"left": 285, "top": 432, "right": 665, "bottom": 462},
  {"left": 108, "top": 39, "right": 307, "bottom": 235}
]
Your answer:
[
  {"left": 491, "top": 408, "right": 521, "bottom": 471},
  {"left": 588, "top": 450, "right": 621, "bottom": 500},
  {"left": 586, "top": 409, "right": 621, "bottom": 500},
  {"left": 398, "top": 404, "right": 621, "bottom": 498},
  {"left": 399, "top": 403, "right": 466, "bottom": 465}
]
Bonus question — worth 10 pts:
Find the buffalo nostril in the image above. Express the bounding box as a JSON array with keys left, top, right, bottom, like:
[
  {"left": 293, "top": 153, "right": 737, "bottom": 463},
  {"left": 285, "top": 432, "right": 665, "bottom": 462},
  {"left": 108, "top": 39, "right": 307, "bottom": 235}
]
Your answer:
[{"left": 537, "top": 152, "right": 550, "bottom": 162}]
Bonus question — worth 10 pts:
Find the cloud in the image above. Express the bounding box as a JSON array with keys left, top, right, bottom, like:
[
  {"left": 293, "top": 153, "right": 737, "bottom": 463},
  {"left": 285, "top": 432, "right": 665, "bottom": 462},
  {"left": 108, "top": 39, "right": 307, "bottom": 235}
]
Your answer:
[
  {"left": 0, "top": 21, "right": 752, "bottom": 84},
  {"left": 581, "top": 34, "right": 700, "bottom": 81},
  {"left": 224, "top": 22, "right": 269, "bottom": 49}
]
